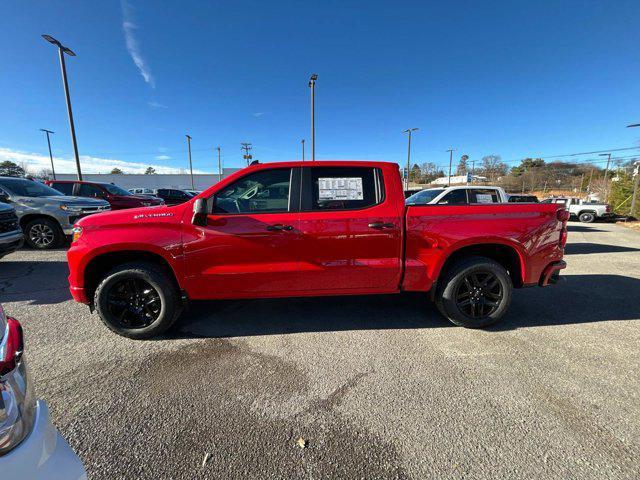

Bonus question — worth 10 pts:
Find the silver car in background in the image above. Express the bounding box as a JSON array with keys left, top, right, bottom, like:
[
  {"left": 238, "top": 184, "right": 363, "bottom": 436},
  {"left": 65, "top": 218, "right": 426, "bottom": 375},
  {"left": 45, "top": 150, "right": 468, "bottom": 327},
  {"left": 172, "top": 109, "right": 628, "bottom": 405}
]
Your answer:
[
  {"left": 0, "top": 177, "right": 110, "bottom": 249},
  {"left": 0, "top": 303, "right": 86, "bottom": 478}
]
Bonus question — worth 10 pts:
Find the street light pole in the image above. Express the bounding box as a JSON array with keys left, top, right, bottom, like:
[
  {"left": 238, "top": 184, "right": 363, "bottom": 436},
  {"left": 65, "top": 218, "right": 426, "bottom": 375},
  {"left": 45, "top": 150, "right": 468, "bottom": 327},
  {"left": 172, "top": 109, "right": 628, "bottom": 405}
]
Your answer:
[
  {"left": 447, "top": 148, "right": 455, "bottom": 186},
  {"left": 42, "top": 35, "right": 82, "bottom": 180},
  {"left": 186, "top": 135, "right": 194, "bottom": 190},
  {"left": 309, "top": 74, "right": 317, "bottom": 161},
  {"left": 301, "top": 139, "right": 305, "bottom": 161},
  {"left": 39, "top": 129, "right": 56, "bottom": 179},
  {"left": 402, "top": 128, "right": 419, "bottom": 191},
  {"left": 216, "top": 146, "right": 222, "bottom": 183}
]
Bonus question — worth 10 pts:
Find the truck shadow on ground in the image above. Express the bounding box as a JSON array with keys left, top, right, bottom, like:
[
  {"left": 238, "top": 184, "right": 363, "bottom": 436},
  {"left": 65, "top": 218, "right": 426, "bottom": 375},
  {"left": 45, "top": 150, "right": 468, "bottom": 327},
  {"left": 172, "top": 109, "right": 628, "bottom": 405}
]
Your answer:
[
  {"left": 564, "top": 243, "right": 640, "bottom": 255},
  {"left": 174, "top": 274, "right": 640, "bottom": 338},
  {"left": 566, "top": 225, "right": 608, "bottom": 233},
  {"left": 0, "top": 260, "right": 71, "bottom": 305}
]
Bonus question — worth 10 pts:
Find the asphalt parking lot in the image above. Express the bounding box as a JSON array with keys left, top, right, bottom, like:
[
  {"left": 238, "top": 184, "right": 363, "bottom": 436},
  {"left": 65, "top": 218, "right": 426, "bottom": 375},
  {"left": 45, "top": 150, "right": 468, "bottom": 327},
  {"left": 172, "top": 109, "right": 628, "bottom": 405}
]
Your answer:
[{"left": 1, "top": 222, "right": 639, "bottom": 479}]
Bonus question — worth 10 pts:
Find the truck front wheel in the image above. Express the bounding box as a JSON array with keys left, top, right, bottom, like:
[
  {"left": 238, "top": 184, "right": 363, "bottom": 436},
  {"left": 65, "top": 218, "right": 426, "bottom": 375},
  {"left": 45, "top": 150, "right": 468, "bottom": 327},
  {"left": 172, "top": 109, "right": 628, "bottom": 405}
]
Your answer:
[
  {"left": 94, "top": 262, "right": 182, "bottom": 339},
  {"left": 435, "top": 256, "right": 512, "bottom": 328}
]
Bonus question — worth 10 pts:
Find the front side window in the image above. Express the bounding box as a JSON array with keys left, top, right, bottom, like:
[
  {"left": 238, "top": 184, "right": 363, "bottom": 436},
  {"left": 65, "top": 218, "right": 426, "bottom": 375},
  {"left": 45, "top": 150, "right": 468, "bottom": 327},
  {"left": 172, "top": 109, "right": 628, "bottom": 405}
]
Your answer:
[
  {"left": 214, "top": 168, "right": 291, "bottom": 214},
  {"left": 103, "top": 184, "right": 132, "bottom": 196},
  {"left": 406, "top": 189, "right": 445, "bottom": 205},
  {"left": 305, "top": 167, "right": 381, "bottom": 211},
  {"left": 438, "top": 189, "right": 467, "bottom": 205},
  {"left": 78, "top": 184, "right": 105, "bottom": 198},
  {"left": 50, "top": 182, "right": 74, "bottom": 195},
  {"left": 0, "top": 178, "right": 63, "bottom": 197},
  {"left": 468, "top": 189, "right": 500, "bottom": 204}
]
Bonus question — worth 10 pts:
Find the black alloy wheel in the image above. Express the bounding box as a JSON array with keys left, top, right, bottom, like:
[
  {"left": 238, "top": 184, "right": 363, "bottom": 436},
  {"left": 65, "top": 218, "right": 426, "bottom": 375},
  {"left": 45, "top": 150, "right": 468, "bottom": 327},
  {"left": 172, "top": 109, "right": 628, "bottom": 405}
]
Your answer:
[
  {"left": 454, "top": 271, "right": 503, "bottom": 318},
  {"left": 106, "top": 278, "right": 162, "bottom": 329}
]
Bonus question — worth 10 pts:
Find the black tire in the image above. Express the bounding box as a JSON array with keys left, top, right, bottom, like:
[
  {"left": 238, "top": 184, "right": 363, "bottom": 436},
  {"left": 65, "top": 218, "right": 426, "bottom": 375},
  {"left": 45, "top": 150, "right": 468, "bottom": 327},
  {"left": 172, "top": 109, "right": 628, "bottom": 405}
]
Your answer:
[
  {"left": 435, "top": 256, "right": 512, "bottom": 328},
  {"left": 578, "top": 212, "right": 595, "bottom": 223},
  {"left": 24, "top": 218, "right": 64, "bottom": 249},
  {"left": 94, "top": 262, "right": 183, "bottom": 339}
]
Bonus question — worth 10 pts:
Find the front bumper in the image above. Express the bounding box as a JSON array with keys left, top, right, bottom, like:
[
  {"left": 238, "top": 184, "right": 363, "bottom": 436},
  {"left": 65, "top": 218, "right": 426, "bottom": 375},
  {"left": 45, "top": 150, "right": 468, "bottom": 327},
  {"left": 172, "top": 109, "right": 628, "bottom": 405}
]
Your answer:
[
  {"left": 539, "top": 260, "right": 567, "bottom": 286},
  {"left": 1, "top": 400, "right": 86, "bottom": 480}
]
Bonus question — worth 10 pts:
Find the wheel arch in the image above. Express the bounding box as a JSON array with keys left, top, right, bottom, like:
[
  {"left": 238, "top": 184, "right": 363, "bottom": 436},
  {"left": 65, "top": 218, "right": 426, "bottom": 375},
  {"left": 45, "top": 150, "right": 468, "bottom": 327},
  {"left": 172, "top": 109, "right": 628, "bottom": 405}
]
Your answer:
[
  {"left": 19, "top": 213, "right": 63, "bottom": 230},
  {"left": 430, "top": 242, "right": 524, "bottom": 300},
  {"left": 84, "top": 250, "right": 183, "bottom": 304}
]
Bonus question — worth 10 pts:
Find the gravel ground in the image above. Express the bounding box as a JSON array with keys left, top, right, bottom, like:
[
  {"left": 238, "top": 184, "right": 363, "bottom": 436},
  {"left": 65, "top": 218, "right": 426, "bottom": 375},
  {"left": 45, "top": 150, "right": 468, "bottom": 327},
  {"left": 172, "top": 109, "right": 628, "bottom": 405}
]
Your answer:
[{"left": 1, "top": 221, "right": 639, "bottom": 479}]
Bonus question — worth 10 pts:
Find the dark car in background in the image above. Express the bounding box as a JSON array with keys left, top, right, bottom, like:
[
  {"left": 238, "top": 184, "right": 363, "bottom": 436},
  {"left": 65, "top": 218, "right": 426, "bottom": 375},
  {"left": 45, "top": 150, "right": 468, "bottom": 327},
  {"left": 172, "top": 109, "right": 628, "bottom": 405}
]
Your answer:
[
  {"left": 0, "top": 202, "right": 23, "bottom": 258},
  {"left": 46, "top": 180, "right": 164, "bottom": 210},
  {"left": 154, "top": 188, "right": 194, "bottom": 205}
]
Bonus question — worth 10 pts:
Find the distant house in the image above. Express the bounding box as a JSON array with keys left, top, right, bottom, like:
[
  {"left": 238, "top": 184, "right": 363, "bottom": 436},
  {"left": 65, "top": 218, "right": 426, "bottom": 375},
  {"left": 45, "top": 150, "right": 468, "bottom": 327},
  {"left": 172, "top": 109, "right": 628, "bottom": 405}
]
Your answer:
[{"left": 430, "top": 173, "right": 487, "bottom": 186}]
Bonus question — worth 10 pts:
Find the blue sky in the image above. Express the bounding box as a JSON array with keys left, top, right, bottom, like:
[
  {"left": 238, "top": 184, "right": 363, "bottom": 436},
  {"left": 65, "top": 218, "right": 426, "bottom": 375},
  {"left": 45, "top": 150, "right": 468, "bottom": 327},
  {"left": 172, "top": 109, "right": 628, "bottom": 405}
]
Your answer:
[{"left": 1, "top": 0, "right": 639, "bottom": 174}]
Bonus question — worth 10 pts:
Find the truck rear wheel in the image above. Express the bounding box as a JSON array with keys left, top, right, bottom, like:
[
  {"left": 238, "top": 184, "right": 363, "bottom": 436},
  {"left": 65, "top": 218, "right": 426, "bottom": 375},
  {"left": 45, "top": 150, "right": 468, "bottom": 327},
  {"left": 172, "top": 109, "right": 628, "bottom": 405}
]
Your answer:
[
  {"left": 94, "top": 262, "right": 183, "bottom": 339},
  {"left": 578, "top": 212, "right": 595, "bottom": 223},
  {"left": 435, "top": 256, "right": 512, "bottom": 328}
]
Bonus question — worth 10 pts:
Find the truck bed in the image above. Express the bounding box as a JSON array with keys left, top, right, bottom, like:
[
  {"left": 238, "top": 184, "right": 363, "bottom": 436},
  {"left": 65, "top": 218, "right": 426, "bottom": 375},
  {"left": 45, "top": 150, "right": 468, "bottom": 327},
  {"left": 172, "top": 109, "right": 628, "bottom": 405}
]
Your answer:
[{"left": 402, "top": 203, "right": 565, "bottom": 292}]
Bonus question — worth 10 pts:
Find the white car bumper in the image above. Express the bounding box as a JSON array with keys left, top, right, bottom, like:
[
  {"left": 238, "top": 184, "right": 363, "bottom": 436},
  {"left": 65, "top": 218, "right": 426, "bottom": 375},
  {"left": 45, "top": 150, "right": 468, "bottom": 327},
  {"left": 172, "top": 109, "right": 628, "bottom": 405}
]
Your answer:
[{"left": 1, "top": 400, "right": 86, "bottom": 480}]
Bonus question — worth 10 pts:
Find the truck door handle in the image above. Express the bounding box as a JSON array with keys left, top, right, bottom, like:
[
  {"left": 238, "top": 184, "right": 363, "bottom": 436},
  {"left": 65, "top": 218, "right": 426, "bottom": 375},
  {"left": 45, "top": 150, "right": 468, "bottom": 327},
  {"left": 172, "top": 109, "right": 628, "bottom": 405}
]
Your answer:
[
  {"left": 368, "top": 222, "right": 395, "bottom": 229},
  {"left": 266, "top": 224, "right": 293, "bottom": 231}
]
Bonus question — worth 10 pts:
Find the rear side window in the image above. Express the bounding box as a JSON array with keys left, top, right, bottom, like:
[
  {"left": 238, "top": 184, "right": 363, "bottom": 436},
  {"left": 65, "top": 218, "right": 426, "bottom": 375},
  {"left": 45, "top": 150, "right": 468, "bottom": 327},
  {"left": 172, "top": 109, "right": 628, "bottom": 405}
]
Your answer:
[
  {"left": 468, "top": 189, "right": 500, "bottom": 204},
  {"left": 50, "top": 182, "right": 74, "bottom": 195},
  {"left": 303, "top": 167, "right": 382, "bottom": 211},
  {"left": 78, "top": 184, "right": 104, "bottom": 198},
  {"left": 437, "top": 189, "right": 467, "bottom": 205}
]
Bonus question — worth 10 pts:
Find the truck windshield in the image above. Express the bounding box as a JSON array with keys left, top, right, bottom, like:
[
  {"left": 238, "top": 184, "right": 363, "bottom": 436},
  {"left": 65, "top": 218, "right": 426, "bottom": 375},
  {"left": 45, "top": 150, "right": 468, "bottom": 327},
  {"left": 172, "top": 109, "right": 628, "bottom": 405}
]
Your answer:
[
  {"left": 0, "top": 178, "right": 64, "bottom": 197},
  {"left": 406, "top": 189, "right": 444, "bottom": 205},
  {"left": 103, "top": 184, "right": 133, "bottom": 196}
]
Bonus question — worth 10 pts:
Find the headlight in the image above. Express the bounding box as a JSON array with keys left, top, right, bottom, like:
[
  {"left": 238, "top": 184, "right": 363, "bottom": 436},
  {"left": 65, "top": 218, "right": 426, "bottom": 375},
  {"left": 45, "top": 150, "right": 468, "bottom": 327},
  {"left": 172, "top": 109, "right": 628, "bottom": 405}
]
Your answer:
[
  {"left": 60, "top": 204, "right": 83, "bottom": 213},
  {"left": 0, "top": 312, "right": 35, "bottom": 456},
  {"left": 72, "top": 226, "right": 83, "bottom": 243}
]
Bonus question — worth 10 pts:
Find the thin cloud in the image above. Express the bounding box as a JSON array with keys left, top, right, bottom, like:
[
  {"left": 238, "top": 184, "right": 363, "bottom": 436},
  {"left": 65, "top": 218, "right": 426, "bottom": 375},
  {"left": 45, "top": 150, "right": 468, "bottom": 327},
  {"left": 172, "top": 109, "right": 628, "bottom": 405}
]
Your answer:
[
  {"left": 121, "top": 0, "right": 155, "bottom": 88},
  {"left": 0, "top": 147, "right": 205, "bottom": 175},
  {"left": 252, "top": 112, "right": 265, "bottom": 118},
  {"left": 155, "top": 154, "right": 171, "bottom": 160},
  {"left": 148, "top": 101, "right": 167, "bottom": 109}
]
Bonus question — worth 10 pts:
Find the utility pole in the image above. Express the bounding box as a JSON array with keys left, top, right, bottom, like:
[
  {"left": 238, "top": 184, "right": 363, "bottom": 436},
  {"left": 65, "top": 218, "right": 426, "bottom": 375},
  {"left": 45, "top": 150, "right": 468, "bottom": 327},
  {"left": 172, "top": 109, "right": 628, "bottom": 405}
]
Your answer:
[
  {"left": 301, "top": 139, "right": 305, "bottom": 161},
  {"left": 42, "top": 35, "right": 82, "bottom": 180},
  {"left": 631, "top": 162, "right": 640, "bottom": 219},
  {"left": 599, "top": 153, "right": 612, "bottom": 201},
  {"left": 39, "top": 129, "right": 56, "bottom": 179},
  {"left": 402, "top": 128, "right": 419, "bottom": 190},
  {"left": 309, "top": 74, "right": 318, "bottom": 161},
  {"left": 241, "top": 143, "right": 253, "bottom": 165},
  {"left": 216, "top": 147, "right": 222, "bottom": 183},
  {"left": 447, "top": 148, "right": 455, "bottom": 186},
  {"left": 186, "top": 135, "right": 194, "bottom": 190}
]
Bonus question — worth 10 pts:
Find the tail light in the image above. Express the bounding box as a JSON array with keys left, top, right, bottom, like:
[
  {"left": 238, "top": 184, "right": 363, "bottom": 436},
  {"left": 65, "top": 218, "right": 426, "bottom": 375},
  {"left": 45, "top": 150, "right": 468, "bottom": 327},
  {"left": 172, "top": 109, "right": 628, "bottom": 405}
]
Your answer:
[
  {"left": 606, "top": 204, "right": 611, "bottom": 213},
  {"left": 0, "top": 305, "right": 36, "bottom": 456},
  {"left": 557, "top": 208, "right": 569, "bottom": 248}
]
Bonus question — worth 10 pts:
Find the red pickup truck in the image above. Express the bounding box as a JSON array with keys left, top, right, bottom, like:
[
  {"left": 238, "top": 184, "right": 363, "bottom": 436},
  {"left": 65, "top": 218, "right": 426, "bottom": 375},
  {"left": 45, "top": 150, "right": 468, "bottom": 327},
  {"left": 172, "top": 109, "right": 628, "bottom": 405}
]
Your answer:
[{"left": 67, "top": 161, "right": 568, "bottom": 339}]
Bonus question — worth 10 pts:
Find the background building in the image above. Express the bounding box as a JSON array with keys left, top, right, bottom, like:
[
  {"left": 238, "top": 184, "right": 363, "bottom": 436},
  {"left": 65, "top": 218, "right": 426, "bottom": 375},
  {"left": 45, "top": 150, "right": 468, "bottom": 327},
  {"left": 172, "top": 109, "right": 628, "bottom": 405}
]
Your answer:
[{"left": 54, "top": 169, "right": 241, "bottom": 191}]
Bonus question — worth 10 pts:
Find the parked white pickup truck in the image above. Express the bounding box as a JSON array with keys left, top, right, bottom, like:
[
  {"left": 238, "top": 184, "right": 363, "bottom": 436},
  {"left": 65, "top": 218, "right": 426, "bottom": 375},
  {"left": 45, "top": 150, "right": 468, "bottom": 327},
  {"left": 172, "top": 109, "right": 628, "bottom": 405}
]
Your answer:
[
  {"left": 406, "top": 186, "right": 509, "bottom": 205},
  {"left": 540, "top": 197, "right": 613, "bottom": 223}
]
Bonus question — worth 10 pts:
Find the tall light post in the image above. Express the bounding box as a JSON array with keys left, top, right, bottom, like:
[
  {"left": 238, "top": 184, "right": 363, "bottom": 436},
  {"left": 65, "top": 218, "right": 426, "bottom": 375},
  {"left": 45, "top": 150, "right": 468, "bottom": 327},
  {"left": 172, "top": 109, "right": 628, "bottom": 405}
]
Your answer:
[
  {"left": 216, "top": 146, "right": 222, "bottom": 183},
  {"left": 39, "top": 129, "right": 56, "bottom": 179},
  {"left": 186, "top": 135, "right": 194, "bottom": 190},
  {"left": 446, "top": 148, "right": 455, "bottom": 186},
  {"left": 402, "top": 128, "right": 419, "bottom": 190},
  {"left": 301, "top": 139, "right": 305, "bottom": 161},
  {"left": 599, "top": 152, "right": 612, "bottom": 201},
  {"left": 627, "top": 123, "right": 639, "bottom": 218},
  {"left": 308, "top": 74, "right": 318, "bottom": 161},
  {"left": 42, "top": 35, "right": 82, "bottom": 180}
]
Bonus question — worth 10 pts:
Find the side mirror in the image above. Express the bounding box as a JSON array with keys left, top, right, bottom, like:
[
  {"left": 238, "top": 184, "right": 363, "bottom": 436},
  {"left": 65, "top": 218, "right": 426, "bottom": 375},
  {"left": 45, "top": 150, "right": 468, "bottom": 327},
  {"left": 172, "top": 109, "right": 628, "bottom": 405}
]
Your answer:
[
  {"left": 0, "top": 193, "right": 10, "bottom": 203},
  {"left": 192, "top": 198, "right": 209, "bottom": 226}
]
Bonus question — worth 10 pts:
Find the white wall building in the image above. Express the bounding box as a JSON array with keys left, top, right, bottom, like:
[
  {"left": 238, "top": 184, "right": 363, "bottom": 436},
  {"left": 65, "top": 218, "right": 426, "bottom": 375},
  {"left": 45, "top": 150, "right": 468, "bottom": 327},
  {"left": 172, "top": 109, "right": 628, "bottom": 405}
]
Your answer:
[
  {"left": 430, "top": 174, "right": 487, "bottom": 186},
  {"left": 54, "top": 169, "right": 241, "bottom": 191}
]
